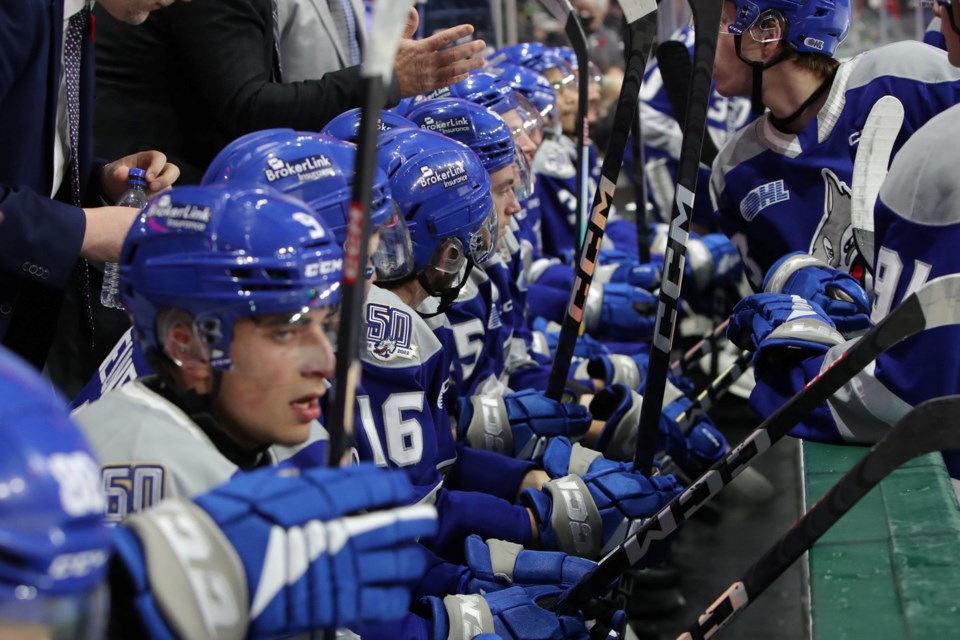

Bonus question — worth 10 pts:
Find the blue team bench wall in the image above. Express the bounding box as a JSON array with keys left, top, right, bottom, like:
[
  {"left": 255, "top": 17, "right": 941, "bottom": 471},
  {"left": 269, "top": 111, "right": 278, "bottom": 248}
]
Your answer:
[{"left": 803, "top": 440, "right": 960, "bottom": 639}]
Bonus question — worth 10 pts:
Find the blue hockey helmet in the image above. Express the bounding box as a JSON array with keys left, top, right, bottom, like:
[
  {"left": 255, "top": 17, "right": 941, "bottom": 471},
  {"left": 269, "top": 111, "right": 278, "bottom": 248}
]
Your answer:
[
  {"left": 424, "top": 70, "right": 519, "bottom": 114},
  {"left": 202, "top": 128, "right": 297, "bottom": 185},
  {"left": 319, "top": 108, "right": 417, "bottom": 143},
  {"left": 405, "top": 98, "right": 534, "bottom": 200},
  {"left": 488, "top": 42, "right": 568, "bottom": 75},
  {"left": 406, "top": 98, "right": 515, "bottom": 173},
  {"left": 492, "top": 62, "right": 558, "bottom": 122},
  {"left": 728, "top": 0, "right": 851, "bottom": 56},
  {"left": 0, "top": 348, "right": 111, "bottom": 637},
  {"left": 376, "top": 128, "right": 498, "bottom": 289},
  {"left": 201, "top": 131, "right": 414, "bottom": 281},
  {"left": 119, "top": 186, "right": 344, "bottom": 371}
]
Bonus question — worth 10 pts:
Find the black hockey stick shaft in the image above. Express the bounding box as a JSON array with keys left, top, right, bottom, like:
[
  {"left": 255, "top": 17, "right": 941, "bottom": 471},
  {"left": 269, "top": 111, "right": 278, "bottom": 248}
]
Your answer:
[
  {"left": 553, "top": 274, "right": 960, "bottom": 613},
  {"left": 545, "top": 0, "right": 659, "bottom": 400},
  {"left": 675, "top": 349, "right": 752, "bottom": 434},
  {"left": 656, "top": 40, "right": 721, "bottom": 166},
  {"left": 327, "top": 0, "right": 416, "bottom": 467},
  {"left": 680, "top": 394, "right": 960, "bottom": 640},
  {"left": 633, "top": 0, "right": 724, "bottom": 473},
  {"left": 538, "top": 0, "right": 592, "bottom": 252}
]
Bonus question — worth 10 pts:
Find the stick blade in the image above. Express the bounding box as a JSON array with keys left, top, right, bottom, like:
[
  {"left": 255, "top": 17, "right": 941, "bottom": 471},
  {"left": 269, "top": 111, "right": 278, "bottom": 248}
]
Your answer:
[{"left": 851, "top": 95, "right": 904, "bottom": 271}]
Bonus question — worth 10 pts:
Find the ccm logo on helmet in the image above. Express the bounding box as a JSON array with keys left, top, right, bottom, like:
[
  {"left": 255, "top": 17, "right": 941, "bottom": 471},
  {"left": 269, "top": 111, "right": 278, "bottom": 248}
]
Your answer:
[{"left": 305, "top": 259, "right": 343, "bottom": 278}]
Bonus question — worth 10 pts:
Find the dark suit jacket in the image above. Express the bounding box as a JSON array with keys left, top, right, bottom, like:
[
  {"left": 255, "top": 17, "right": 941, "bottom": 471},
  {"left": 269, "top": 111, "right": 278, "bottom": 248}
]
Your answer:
[
  {"left": 94, "top": 0, "right": 401, "bottom": 184},
  {"left": 0, "top": 0, "right": 102, "bottom": 368}
]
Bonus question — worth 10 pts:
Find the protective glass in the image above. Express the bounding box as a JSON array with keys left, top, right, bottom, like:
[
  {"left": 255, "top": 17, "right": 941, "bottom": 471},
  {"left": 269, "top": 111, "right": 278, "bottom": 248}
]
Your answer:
[
  {"left": 0, "top": 582, "right": 109, "bottom": 640},
  {"left": 371, "top": 202, "right": 416, "bottom": 282},
  {"left": 512, "top": 93, "right": 546, "bottom": 148}
]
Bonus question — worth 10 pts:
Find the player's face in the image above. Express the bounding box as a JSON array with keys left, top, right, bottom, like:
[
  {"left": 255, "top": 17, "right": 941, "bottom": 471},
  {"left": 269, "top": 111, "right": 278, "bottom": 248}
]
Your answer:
[
  {"left": 544, "top": 67, "right": 579, "bottom": 135},
  {"left": 935, "top": 0, "right": 960, "bottom": 65},
  {"left": 490, "top": 165, "right": 521, "bottom": 237},
  {"left": 97, "top": 0, "right": 189, "bottom": 25},
  {"left": 500, "top": 109, "right": 539, "bottom": 164},
  {"left": 713, "top": 1, "right": 755, "bottom": 98},
  {"left": 214, "top": 307, "right": 336, "bottom": 448}
]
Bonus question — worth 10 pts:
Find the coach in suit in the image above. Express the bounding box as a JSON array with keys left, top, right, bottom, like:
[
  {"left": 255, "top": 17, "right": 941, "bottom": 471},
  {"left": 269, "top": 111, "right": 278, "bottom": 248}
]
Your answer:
[
  {"left": 94, "top": 0, "right": 485, "bottom": 184},
  {"left": 0, "top": 0, "right": 180, "bottom": 375},
  {"left": 277, "top": 0, "right": 367, "bottom": 81}
]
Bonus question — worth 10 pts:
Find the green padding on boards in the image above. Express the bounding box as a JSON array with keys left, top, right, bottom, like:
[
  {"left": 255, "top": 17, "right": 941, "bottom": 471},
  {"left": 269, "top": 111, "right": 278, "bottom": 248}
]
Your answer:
[{"left": 803, "top": 441, "right": 960, "bottom": 640}]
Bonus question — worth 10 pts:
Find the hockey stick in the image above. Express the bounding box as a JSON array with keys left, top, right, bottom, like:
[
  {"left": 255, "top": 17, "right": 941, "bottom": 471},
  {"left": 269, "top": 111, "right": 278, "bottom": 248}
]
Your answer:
[
  {"left": 553, "top": 273, "right": 960, "bottom": 613},
  {"left": 544, "top": 0, "right": 659, "bottom": 401},
  {"left": 678, "top": 394, "right": 960, "bottom": 640},
  {"left": 327, "top": 0, "right": 417, "bottom": 467},
  {"left": 537, "top": 0, "right": 591, "bottom": 252},
  {"left": 674, "top": 349, "right": 752, "bottom": 433},
  {"left": 851, "top": 95, "right": 904, "bottom": 274},
  {"left": 655, "top": 40, "right": 721, "bottom": 167},
  {"left": 628, "top": 16, "right": 652, "bottom": 263},
  {"left": 633, "top": 0, "right": 724, "bottom": 474},
  {"left": 670, "top": 317, "right": 730, "bottom": 379}
]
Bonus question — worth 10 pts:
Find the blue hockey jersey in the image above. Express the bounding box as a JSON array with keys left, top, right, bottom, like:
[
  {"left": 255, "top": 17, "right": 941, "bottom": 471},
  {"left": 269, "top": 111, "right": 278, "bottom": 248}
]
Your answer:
[
  {"left": 711, "top": 41, "right": 960, "bottom": 290},
  {"left": 749, "top": 104, "right": 960, "bottom": 480}
]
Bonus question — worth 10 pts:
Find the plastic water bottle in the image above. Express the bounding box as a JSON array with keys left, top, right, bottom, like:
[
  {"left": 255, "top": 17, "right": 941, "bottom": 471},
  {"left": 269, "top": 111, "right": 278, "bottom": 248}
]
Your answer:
[{"left": 101, "top": 168, "right": 149, "bottom": 309}]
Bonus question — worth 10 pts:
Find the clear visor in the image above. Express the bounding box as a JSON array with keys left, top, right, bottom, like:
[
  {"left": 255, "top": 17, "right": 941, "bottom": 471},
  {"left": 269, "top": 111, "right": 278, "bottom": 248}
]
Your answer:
[
  {"left": 371, "top": 202, "right": 416, "bottom": 282},
  {"left": 469, "top": 201, "right": 499, "bottom": 265},
  {"left": 512, "top": 142, "right": 535, "bottom": 200},
  {"left": 513, "top": 93, "right": 546, "bottom": 147},
  {"left": 0, "top": 583, "right": 109, "bottom": 640}
]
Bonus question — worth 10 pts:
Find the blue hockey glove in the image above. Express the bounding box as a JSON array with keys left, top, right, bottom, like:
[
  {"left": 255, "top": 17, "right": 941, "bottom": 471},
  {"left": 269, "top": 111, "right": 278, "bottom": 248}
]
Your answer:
[
  {"left": 594, "top": 250, "right": 662, "bottom": 291},
  {"left": 660, "top": 398, "right": 728, "bottom": 477},
  {"left": 114, "top": 464, "right": 437, "bottom": 638},
  {"left": 589, "top": 384, "right": 642, "bottom": 461},
  {"left": 576, "top": 352, "right": 650, "bottom": 390},
  {"left": 425, "top": 585, "right": 590, "bottom": 639},
  {"left": 463, "top": 535, "right": 595, "bottom": 593},
  {"left": 685, "top": 233, "right": 743, "bottom": 291},
  {"left": 523, "top": 438, "right": 683, "bottom": 559},
  {"left": 584, "top": 282, "right": 658, "bottom": 342},
  {"left": 728, "top": 293, "right": 845, "bottom": 360},
  {"left": 460, "top": 390, "right": 593, "bottom": 460},
  {"left": 763, "top": 252, "right": 872, "bottom": 334},
  {"left": 530, "top": 317, "right": 610, "bottom": 361}
]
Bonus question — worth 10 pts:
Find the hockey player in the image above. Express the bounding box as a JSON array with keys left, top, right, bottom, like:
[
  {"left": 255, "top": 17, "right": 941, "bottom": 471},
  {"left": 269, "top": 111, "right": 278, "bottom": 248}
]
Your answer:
[
  {"left": 72, "top": 185, "right": 349, "bottom": 506},
  {"left": 710, "top": 0, "right": 960, "bottom": 291},
  {"left": 726, "top": 0, "right": 960, "bottom": 490},
  {"left": 0, "top": 345, "right": 438, "bottom": 638}
]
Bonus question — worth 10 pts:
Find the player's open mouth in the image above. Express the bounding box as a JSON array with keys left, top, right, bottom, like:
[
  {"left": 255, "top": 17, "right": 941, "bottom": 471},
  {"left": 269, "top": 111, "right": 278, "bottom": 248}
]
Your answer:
[{"left": 290, "top": 395, "right": 321, "bottom": 420}]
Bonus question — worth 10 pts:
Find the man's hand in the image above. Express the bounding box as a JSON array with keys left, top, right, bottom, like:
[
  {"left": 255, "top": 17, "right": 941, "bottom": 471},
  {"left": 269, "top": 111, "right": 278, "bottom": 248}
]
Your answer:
[
  {"left": 101, "top": 151, "right": 180, "bottom": 202},
  {"left": 80, "top": 206, "right": 141, "bottom": 262},
  {"left": 394, "top": 10, "right": 485, "bottom": 97}
]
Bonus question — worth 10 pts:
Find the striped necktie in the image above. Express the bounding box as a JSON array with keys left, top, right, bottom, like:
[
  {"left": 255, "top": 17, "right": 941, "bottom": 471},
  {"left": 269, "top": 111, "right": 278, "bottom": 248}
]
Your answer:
[{"left": 328, "top": 0, "right": 361, "bottom": 66}]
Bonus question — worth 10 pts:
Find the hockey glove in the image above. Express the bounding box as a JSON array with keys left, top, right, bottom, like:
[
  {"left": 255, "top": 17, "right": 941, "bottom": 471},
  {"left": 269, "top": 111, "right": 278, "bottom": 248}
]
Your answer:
[
  {"left": 425, "top": 585, "right": 592, "bottom": 640},
  {"left": 460, "top": 390, "right": 593, "bottom": 460},
  {"left": 594, "top": 249, "right": 662, "bottom": 291},
  {"left": 463, "top": 535, "right": 595, "bottom": 594},
  {"left": 685, "top": 233, "right": 743, "bottom": 291},
  {"left": 728, "top": 293, "right": 845, "bottom": 361},
  {"left": 574, "top": 352, "right": 650, "bottom": 390},
  {"left": 530, "top": 317, "right": 610, "bottom": 361},
  {"left": 584, "top": 282, "right": 657, "bottom": 342},
  {"left": 113, "top": 464, "right": 437, "bottom": 639},
  {"left": 660, "top": 397, "right": 728, "bottom": 477},
  {"left": 763, "top": 252, "right": 872, "bottom": 334},
  {"left": 523, "top": 438, "right": 683, "bottom": 560}
]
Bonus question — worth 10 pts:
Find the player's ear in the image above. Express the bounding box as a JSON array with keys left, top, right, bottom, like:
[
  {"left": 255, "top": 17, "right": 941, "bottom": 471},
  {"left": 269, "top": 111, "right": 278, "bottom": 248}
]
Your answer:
[{"left": 158, "top": 308, "right": 212, "bottom": 384}]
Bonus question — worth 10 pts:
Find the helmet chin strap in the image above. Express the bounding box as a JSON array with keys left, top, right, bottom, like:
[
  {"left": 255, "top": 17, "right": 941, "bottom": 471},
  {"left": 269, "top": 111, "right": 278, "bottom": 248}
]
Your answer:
[
  {"left": 417, "top": 259, "right": 476, "bottom": 318},
  {"left": 767, "top": 66, "right": 836, "bottom": 133},
  {"left": 734, "top": 34, "right": 792, "bottom": 116}
]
